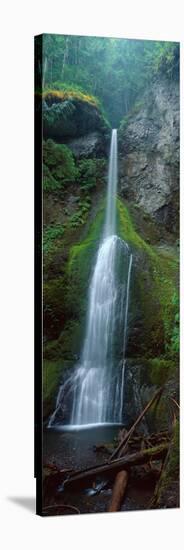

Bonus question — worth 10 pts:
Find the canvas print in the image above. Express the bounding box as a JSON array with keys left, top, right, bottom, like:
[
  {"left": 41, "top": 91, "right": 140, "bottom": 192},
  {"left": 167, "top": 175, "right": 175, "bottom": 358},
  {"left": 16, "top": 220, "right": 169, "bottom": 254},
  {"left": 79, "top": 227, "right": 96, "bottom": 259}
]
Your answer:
[{"left": 35, "top": 34, "right": 179, "bottom": 516}]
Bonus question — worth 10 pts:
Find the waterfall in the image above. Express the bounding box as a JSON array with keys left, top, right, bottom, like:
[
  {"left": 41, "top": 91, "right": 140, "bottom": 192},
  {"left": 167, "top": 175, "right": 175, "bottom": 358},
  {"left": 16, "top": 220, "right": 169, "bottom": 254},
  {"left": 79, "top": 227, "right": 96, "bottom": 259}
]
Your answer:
[
  {"left": 104, "top": 128, "right": 118, "bottom": 237},
  {"left": 48, "top": 129, "right": 132, "bottom": 428}
]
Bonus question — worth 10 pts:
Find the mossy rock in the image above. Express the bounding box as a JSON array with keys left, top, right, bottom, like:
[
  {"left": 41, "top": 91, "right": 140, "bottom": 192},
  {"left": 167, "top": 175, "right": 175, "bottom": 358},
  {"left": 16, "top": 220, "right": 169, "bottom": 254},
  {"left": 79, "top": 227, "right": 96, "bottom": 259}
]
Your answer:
[
  {"left": 117, "top": 199, "right": 179, "bottom": 356},
  {"left": 43, "top": 197, "right": 105, "bottom": 358},
  {"left": 42, "top": 90, "right": 110, "bottom": 141},
  {"left": 43, "top": 359, "right": 64, "bottom": 419},
  {"left": 44, "top": 321, "right": 84, "bottom": 361},
  {"left": 67, "top": 200, "right": 105, "bottom": 318},
  {"left": 43, "top": 277, "right": 69, "bottom": 339}
]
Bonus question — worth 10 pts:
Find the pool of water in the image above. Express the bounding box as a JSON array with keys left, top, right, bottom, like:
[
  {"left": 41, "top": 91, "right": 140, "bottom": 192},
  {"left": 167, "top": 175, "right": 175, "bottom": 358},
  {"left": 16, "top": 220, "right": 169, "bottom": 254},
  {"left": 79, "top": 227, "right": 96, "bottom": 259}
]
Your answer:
[{"left": 44, "top": 423, "right": 122, "bottom": 471}]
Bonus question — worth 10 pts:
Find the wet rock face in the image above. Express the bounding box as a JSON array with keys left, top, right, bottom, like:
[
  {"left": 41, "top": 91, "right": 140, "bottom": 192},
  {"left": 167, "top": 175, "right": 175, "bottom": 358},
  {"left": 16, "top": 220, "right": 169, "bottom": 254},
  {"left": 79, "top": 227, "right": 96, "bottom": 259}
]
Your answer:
[
  {"left": 119, "top": 79, "right": 179, "bottom": 235},
  {"left": 123, "top": 360, "right": 179, "bottom": 433},
  {"left": 67, "top": 132, "right": 108, "bottom": 159}
]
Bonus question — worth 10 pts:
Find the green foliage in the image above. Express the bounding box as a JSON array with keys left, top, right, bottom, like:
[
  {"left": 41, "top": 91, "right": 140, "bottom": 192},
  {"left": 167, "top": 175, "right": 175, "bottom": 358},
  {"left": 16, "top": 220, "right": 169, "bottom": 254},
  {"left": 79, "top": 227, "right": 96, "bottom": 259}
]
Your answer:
[
  {"left": 171, "top": 291, "right": 179, "bottom": 353},
  {"left": 77, "top": 158, "right": 106, "bottom": 190},
  {"left": 43, "top": 141, "right": 107, "bottom": 194},
  {"left": 68, "top": 200, "right": 91, "bottom": 228},
  {"left": 40, "top": 34, "right": 179, "bottom": 127},
  {"left": 43, "top": 139, "right": 77, "bottom": 190},
  {"left": 43, "top": 223, "right": 65, "bottom": 253},
  {"left": 151, "top": 42, "right": 179, "bottom": 79}
]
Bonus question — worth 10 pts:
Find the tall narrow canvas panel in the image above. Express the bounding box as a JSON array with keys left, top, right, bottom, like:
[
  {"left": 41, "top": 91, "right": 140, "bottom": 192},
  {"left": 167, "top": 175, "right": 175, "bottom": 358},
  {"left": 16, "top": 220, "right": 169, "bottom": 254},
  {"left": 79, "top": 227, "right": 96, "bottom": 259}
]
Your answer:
[{"left": 34, "top": 34, "right": 180, "bottom": 516}]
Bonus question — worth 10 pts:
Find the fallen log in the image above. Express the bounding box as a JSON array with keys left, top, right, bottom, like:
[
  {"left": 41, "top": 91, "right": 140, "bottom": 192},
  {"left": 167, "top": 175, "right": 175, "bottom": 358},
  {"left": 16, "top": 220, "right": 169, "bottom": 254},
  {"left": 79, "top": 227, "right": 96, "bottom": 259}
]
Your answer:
[
  {"left": 107, "top": 429, "right": 129, "bottom": 511},
  {"left": 63, "top": 442, "right": 168, "bottom": 490},
  {"left": 109, "top": 387, "right": 163, "bottom": 462},
  {"left": 108, "top": 470, "right": 129, "bottom": 512}
]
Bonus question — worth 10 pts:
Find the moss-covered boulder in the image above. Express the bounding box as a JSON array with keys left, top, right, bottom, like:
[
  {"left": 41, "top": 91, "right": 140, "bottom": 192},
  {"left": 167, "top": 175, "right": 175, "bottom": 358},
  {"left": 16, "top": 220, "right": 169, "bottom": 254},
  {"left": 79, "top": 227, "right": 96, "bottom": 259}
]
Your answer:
[
  {"left": 42, "top": 89, "right": 110, "bottom": 146},
  {"left": 43, "top": 358, "right": 75, "bottom": 419}
]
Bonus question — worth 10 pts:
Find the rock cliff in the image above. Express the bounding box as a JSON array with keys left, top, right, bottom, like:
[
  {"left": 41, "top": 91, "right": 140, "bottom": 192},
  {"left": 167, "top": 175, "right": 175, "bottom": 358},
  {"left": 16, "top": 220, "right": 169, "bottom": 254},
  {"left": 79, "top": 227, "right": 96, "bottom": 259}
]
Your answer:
[{"left": 119, "top": 79, "right": 179, "bottom": 237}]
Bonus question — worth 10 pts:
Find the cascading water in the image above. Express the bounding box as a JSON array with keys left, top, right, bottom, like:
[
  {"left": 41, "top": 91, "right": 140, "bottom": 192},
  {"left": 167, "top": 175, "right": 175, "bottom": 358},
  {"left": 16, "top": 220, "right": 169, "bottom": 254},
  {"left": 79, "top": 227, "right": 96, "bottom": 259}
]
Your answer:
[{"left": 48, "top": 129, "right": 132, "bottom": 428}]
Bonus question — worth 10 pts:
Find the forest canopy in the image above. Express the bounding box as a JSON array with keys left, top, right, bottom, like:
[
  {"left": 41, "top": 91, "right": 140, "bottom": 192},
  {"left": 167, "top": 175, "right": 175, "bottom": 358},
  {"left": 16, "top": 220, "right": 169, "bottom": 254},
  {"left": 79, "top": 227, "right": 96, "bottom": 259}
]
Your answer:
[{"left": 37, "top": 35, "right": 179, "bottom": 126}]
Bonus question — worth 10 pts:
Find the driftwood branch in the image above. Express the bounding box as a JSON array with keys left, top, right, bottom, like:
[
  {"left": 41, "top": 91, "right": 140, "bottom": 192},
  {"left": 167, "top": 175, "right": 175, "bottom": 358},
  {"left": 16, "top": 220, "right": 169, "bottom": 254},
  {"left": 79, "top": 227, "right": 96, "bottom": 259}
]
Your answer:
[
  {"left": 168, "top": 396, "right": 180, "bottom": 410},
  {"left": 63, "top": 442, "right": 168, "bottom": 490}
]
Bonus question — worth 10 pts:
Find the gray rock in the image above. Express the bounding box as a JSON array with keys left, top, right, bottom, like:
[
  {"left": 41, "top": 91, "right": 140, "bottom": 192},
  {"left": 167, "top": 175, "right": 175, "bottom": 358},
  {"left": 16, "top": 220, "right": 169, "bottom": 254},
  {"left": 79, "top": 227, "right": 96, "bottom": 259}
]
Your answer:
[
  {"left": 119, "top": 79, "right": 179, "bottom": 235},
  {"left": 67, "top": 131, "right": 108, "bottom": 159}
]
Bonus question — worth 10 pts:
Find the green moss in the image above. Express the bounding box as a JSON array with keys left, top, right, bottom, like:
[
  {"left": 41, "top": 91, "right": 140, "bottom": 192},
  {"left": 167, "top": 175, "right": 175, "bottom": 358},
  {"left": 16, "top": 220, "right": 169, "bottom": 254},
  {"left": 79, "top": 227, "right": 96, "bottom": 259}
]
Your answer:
[
  {"left": 42, "top": 87, "right": 100, "bottom": 108},
  {"left": 117, "top": 198, "right": 156, "bottom": 256},
  {"left": 58, "top": 320, "right": 84, "bottom": 358},
  {"left": 41, "top": 83, "right": 110, "bottom": 128},
  {"left": 43, "top": 359, "right": 64, "bottom": 417},
  {"left": 43, "top": 277, "right": 68, "bottom": 339},
  {"left": 43, "top": 359, "right": 63, "bottom": 401},
  {"left": 67, "top": 201, "right": 105, "bottom": 317},
  {"left": 117, "top": 198, "right": 179, "bottom": 355},
  {"left": 139, "top": 357, "right": 176, "bottom": 387}
]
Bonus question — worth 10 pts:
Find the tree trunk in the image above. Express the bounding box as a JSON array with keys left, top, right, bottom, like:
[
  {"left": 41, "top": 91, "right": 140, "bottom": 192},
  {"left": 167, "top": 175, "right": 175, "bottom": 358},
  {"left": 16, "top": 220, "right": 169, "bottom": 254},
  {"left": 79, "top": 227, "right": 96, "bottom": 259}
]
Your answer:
[
  {"left": 42, "top": 56, "right": 48, "bottom": 89},
  {"left": 61, "top": 36, "right": 69, "bottom": 79}
]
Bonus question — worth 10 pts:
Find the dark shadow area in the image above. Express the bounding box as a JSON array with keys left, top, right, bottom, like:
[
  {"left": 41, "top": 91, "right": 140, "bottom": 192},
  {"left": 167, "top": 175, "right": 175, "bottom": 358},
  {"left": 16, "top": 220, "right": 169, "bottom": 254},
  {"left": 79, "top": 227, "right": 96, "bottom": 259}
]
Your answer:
[{"left": 7, "top": 497, "right": 35, "bottom": 514}]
